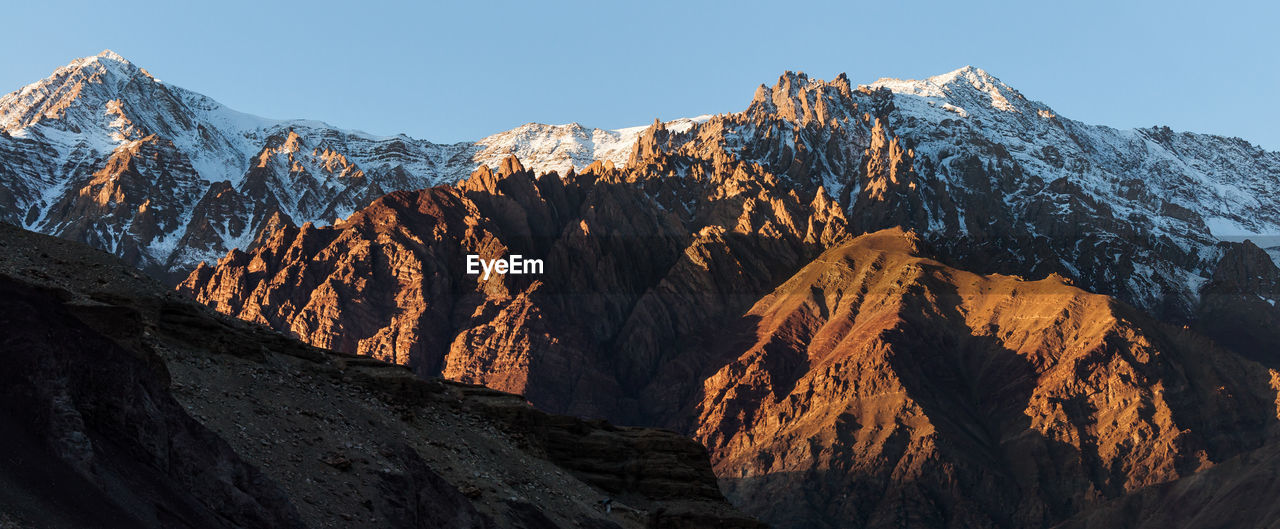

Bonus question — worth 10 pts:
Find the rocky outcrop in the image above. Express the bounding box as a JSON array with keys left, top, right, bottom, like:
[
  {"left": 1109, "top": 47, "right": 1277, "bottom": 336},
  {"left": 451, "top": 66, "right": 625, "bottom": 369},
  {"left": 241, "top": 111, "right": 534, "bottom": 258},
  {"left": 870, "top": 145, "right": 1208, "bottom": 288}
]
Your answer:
[
  {"left": 0, "top": 222, "right": 760, "bottom": 529},
  {"left": 1195, "top": 239, "right": 1280, "bottom": 365},
  {"left": 455, "top": 385, "right": 764, "bottom": 528}
]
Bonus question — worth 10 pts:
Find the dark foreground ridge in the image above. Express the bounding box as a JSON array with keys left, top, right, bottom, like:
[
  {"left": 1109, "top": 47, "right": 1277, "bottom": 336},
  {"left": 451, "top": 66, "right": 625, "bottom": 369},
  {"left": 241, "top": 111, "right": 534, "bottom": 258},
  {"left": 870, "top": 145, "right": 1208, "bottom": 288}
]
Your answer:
[{"left": 0, "top": 222, "right": 763, "bottom": 529}]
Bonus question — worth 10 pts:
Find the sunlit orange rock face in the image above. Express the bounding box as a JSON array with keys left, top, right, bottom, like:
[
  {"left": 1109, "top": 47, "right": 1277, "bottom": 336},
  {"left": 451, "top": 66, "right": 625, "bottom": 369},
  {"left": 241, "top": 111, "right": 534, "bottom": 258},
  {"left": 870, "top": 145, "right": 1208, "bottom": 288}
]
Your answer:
[{"left": 694, "top": 228, "right": 1279, "bottom": 527}]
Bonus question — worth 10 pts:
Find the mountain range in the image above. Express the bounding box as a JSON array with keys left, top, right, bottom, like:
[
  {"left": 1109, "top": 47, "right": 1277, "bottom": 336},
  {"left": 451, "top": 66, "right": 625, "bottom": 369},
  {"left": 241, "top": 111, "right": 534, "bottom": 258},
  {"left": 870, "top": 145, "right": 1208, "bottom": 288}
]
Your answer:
[{"left": 4, "top": 51, "right": 1280, "bottom": 528}]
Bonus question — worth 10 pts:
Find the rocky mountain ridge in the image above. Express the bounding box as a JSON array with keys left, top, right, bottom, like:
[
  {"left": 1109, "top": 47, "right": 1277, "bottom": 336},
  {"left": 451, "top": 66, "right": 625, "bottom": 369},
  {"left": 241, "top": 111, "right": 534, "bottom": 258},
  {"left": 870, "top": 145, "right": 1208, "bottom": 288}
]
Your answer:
[{"left": 4, "top": 51, "right": 1276, "bottom": 307}]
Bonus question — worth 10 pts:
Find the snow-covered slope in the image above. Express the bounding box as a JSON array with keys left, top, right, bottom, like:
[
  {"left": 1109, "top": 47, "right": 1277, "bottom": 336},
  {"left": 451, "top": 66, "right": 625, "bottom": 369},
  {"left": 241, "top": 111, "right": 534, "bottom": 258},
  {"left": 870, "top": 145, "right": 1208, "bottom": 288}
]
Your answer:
[
  {"left": 0, "top": 50, "right": 686, "bottom": 275},
  {"left": 868, "top": 66, "right": 1280, "bottom": 243},
  {"left": 869, "top": 67, "right": 1279, "bottom": 308},
  {"left": 0, "top": 50, "right": 274, "bottom": 187}
]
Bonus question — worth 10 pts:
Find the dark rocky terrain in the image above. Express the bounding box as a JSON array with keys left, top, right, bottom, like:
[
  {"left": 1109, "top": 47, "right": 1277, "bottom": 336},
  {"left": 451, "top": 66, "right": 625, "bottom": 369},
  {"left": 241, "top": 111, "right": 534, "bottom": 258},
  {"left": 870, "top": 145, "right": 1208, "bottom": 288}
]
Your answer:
[
  {"left": 0, "top": 222, "right": 761, "bottom": 529},
  {"left": 1056, "top": 439, "right": 1280, "bottom": 529}
]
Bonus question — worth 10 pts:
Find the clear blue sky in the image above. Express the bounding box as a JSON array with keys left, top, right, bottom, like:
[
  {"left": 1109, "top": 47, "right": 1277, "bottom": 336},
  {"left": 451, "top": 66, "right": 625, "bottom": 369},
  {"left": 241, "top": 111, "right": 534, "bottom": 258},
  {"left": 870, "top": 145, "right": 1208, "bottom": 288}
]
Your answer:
[{"left": 4, "top": 0, "right": 1277, "bottom": 148}]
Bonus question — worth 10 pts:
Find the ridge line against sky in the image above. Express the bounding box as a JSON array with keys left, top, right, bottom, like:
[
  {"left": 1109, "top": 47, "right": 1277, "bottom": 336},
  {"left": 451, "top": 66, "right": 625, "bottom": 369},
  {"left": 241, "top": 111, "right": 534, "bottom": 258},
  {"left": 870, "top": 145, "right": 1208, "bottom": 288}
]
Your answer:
[{"left": 2, "top": 0, "right": 1277, "bottom": 149}]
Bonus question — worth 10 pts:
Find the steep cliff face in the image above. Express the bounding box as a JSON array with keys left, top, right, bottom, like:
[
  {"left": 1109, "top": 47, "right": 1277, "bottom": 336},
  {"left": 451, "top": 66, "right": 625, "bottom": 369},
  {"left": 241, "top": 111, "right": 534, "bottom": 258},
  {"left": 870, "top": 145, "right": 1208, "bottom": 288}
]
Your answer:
[
  {"left": 695, "top": 228, "right": 1279, "bottom": 528},
  {"left": 1195, "top": 239, "right": 1280, "bottom": 364},
  {"left": 0, "top": 222, "right": 761, "bottom": 529}
]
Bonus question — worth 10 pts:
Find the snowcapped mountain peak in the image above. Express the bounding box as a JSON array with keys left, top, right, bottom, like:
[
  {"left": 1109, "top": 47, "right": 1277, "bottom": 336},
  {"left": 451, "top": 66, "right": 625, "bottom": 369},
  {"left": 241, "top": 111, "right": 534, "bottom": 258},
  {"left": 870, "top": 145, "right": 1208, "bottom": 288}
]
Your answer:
[
  {"left": 0, "top": 50, "right": 280, "bottom": 186},
  {"left": 63, "top": 49, "right": 135, "bottom": 73},
  {"left": 69, "top": 49, "right": 136, "bottom": 73},
  {"left": 868, "top": 65, "right": 1031, "bottom": 115},
  {"left": 64, "top": 49, "right": 142, "bottom": 81},
  {"left": 0, "top": 51, "right": 158, "bottom": 134},
  {"left": 931, "top": 65, "right": 997, "bottom": 84},
  {"left": 95, "top": 49, "right": 129, "bottom": 62}
]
